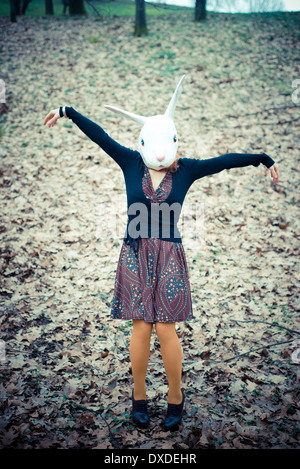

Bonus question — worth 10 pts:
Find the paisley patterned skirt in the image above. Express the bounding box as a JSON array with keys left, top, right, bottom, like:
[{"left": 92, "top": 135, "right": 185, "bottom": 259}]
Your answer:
[{"left": 110, "top": 237, "right": 193, "bottom": 323}]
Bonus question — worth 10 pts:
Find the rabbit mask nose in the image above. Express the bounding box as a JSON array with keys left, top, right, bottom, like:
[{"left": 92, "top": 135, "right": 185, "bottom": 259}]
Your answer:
[{"left": 156, "top": 155, "right": 165, "bottom": 162}]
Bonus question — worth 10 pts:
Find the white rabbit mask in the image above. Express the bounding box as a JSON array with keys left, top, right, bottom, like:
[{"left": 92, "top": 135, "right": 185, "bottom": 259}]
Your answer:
[{"left": 105, "top": 75, "right": 185, "bottom": 171}]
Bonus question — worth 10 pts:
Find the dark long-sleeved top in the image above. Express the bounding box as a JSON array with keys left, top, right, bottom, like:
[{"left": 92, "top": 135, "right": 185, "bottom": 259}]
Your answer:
[{"left": 65, "top": 106, "right": 275, "bottom": 252}]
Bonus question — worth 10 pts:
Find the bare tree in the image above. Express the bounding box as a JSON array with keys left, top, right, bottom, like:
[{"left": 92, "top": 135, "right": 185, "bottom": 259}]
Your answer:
[
  {"left": 195, "top": 0, "right": 207, "bottom": 21},
  {"left": 134, "top": 0, "right": 148, "bottom": 37},
  {"left": 9, "top": 0, "right": 32, "bottom": 21},
  {"left": 62, "top": 0, "right": 69, "bottom": 15},
  {"left": 10, "top": 0, "right": 18, "bottom": 22},
  {"left": 45, "top": 0, "right": 54, "bottom": 15},
  {"left": 69, "top": 0, "right": 86, "bottom": 15},
  {"left": 20, "top": 0, "right": 32, "bottom": 14}
]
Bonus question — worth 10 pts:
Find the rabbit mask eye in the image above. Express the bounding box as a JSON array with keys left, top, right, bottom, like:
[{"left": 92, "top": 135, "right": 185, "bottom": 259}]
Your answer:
[
  {"left": 141, "top": 139, "right": 145, "bottom": 146},
  {"left": 173, "top": 135, "right": 177, "bottom": 143}
]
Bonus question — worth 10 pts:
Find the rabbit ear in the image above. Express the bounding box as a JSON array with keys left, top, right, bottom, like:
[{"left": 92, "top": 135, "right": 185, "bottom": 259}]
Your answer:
[
  {"left": 104, "top": 105, "right": 147, "bottom": 126},
  {"left": 164, "top": 75, "right": 185, "bottom": 119}
]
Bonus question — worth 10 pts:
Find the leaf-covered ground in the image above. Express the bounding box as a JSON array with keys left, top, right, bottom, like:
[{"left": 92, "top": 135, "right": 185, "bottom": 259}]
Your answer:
[{"left": 0, "top": 10, "right": 300, "bottom": 449}]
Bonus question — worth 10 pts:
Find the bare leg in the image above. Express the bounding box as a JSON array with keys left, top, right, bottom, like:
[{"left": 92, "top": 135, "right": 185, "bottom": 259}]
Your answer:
[
  {"left": 129, "top": 319, "right": 153, "bottom": 400},
  {"left": 155, "top": 322, "right": 183, "bottom": 404}
]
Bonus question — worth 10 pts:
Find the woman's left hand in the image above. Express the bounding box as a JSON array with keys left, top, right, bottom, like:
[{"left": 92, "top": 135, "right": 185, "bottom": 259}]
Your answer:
[{"left": 268, "top": 164, "right": 279, "bottom": 184}]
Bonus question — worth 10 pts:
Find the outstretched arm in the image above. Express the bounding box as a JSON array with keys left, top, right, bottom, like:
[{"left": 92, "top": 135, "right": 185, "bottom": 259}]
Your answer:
[
  {"left": 43, "top": 106, "right": 138, "bottom": 171},
  {"left": 187, "top": 152, "right": 279, "bottom": 184}
]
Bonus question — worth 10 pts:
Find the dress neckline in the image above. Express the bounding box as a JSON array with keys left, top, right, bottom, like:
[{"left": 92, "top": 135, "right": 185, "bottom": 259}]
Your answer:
[
  {"left": 140, "top": 159, "right": 175, "bottom": 206},
  {"left": 145, "top": 165, "right": 170, "bottom": 193}
]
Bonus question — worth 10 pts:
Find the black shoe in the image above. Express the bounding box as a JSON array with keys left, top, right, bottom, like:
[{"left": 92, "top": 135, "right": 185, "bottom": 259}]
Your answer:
[
  {"left": 163, "top": 389, "right": 185, "bottom": 431},
  {"left": 131, "top": 391, "right": 149, "bottom": 428}
]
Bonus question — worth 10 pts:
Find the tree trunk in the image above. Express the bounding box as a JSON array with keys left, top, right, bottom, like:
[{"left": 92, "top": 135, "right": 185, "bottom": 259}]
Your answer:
[
  {"left": 195, "top": 0, "right": 207, "bottom": 21},
  {"left": 10, "top": 0, "right": 17, "bottom": 22},
  {"left": 69, "top": 0, "right": 86, "bottom": 15},
  {"left": 16, "top": 0, "right": 21, "bottom": 14},
  {"left": 45, "top": 0, "right": 54, "bottom": 15},
  {"left": 134, "top": 0, "right": 148, "bottom": 37},
  {"left": 21, "top": 0, "right": 33, "bottom": 15},
  {"left": 62, "top": 0, "right": 69, "bottom": 15}
]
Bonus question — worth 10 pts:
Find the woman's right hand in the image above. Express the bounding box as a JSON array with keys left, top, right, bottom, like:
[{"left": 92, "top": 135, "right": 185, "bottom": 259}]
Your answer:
[{"left": 44, "top": 108, "right": 61, "bottom": 128}]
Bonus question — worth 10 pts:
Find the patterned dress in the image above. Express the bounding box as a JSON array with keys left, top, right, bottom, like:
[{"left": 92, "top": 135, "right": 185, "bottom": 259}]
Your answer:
[{"left": 110, "top": 164, "right": 193, "bottom": 323}]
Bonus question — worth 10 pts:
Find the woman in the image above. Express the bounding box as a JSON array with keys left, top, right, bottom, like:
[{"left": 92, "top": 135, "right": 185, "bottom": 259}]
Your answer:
[{"left": 44, "top": 99, "right": 279, "bottom": 432}]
